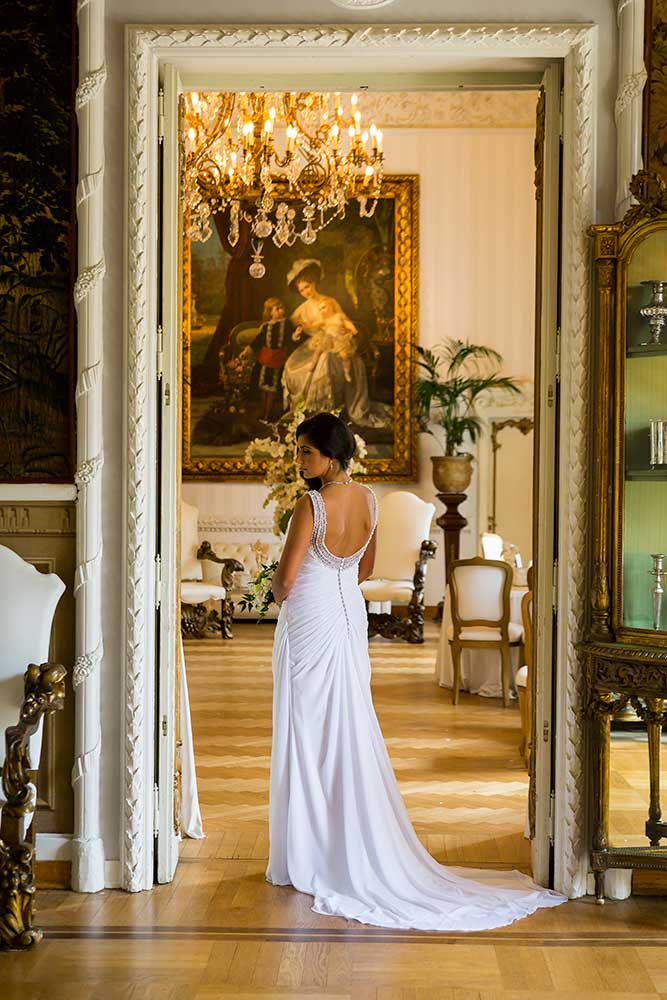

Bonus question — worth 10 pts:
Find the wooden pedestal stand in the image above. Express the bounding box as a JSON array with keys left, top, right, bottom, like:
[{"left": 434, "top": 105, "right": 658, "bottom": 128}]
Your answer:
[{"left": 434, "top": 492, "right": 468, "bottom": 623}]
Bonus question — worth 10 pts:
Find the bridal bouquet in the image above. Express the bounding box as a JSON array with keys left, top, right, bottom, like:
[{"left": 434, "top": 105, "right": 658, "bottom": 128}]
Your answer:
[
  {"left": 245, "top": 404, "right": 367, "bottom": 536},
  {"left": 238, "top": 560, "right": 280, "bottom": 621}
]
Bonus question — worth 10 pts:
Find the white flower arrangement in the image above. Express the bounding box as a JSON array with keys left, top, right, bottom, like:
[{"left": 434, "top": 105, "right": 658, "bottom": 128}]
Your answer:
[
  {"left": 245, "top": 404, "right": 368, "bottom": 536},
  {"left": 238, "top": 560, "right": 279, "bottom": 621}
]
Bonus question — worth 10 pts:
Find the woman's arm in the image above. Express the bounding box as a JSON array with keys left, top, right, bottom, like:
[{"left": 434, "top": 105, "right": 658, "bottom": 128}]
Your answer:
[
  {"left": 357, "top": 529, "right": 377, "bottom": 585},
  {"left": 272, "top": 494, "right": 314, "bottom": 603}
]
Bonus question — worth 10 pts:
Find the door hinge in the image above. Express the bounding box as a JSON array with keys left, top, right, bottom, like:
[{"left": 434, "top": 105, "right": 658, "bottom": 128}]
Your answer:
[
  {"left": 548, "top": 789, "right": 555, "bottom": 846},
  {"left": 552, "top": 558, "right": 559, "bottom": 614},
  {"left": 555, "top": 328, "right": 561, "bottom": 383},
  {"left": 156, "top": 325, "right": 163, "bottom": 381},
  {"left": 164, "top": 383, "right": 171, "bottom": 407},
  {"left": 559, "top": 88, "right": 564, "bottom": 144},
  {"left": 153, "top": 782, "right": 160, "bottom": 837},
  {"left": 154, "top": 553, "right": 162, "bottom": 611},
  {"left": 158, "top": 88, "right": 165, "bottom": 145},
  {"left": 543, "top": 719, "right": 550, "bottom": 743},
  {"left": 162, "top": 714, "right": 168, "bottom": 737}
]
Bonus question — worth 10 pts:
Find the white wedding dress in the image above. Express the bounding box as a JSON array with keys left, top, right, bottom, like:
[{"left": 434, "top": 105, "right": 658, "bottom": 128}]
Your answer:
[{"left": 266, "top": 486, "right": 566, "bottom": 931}]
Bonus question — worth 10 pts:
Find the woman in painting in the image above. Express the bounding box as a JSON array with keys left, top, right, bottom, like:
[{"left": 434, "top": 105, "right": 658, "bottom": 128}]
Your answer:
[{"left": 282, "top": 259, "right": 390, "bottom": 428}]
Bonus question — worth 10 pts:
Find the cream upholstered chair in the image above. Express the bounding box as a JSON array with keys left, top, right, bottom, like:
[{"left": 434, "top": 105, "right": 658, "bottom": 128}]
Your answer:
[
  {"left": 515, "top": 590, "right": 533, "bottom": 768},
  {"left": 481, "top": 532, "right": 504, "bottom": 560},
  {"left": 180, "top": 501, "right": 242, "bottom": 639},
  {"left": 360, "top": 491, "right": 436, "bottom": 644},
  {"left": 448, "top": 557, "right": 524, "bottom": 708},
  {"left": 0, "top": 544, "right": 66, "bottom": 949}
]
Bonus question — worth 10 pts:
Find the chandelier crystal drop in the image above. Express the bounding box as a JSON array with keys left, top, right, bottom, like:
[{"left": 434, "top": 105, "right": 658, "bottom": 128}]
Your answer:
[{"left": 182, "top": 90, "right": 384, "bottom": 276}]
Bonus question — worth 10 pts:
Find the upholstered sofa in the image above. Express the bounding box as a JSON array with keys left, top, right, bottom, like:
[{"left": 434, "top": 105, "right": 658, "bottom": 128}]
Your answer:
[{"left": 201, "top": 539, "right": 284, "bottom": 620}]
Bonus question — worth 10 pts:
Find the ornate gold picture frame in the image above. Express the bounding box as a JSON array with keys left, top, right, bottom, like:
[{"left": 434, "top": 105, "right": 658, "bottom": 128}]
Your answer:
[{"left": 182, "top": 174, "right": 418, "bottom": 481}]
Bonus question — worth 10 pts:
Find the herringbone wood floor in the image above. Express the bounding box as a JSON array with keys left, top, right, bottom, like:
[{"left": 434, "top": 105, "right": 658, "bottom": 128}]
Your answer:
[
  {"left": 18, "top": 622, "right": 667, "bottom": 998},
  {"left": 182, "top": 622, "right": 530, "bottom": 869}
]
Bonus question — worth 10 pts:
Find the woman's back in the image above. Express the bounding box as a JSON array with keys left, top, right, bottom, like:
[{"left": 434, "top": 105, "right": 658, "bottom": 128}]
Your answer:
[{"left": 318, "top": 482, "right": 374, "bottom": 558}]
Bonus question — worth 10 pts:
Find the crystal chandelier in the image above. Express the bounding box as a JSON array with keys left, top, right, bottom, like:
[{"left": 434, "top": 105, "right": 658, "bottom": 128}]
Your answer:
[{"left": 181, "top": 91, "right": 384, "bottom": 278}]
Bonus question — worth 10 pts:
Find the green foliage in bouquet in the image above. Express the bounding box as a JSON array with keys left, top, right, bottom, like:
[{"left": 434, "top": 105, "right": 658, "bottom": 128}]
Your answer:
[{"left": 238, "top": 560, "right": 280, "bottom": 621}]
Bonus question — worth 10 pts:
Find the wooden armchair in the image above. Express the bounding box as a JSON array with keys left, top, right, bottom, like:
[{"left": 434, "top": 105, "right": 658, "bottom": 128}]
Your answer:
[
  {"left": 360, "top": 491, "right": 436, "bottom": 644},
  {"left": 0, "top": 545, "right": 66, "bottom": 949},
  {"left": 180, "top": 502, "right": 243, "bottom": 639},
  {"left": 448, "top": 557, "right": 524, "bottom": 708}
]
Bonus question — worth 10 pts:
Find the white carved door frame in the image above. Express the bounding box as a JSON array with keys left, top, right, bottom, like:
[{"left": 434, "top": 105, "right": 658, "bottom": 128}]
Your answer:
[{"left": 110, "top": 21, "right": 605, "bottom": 895}]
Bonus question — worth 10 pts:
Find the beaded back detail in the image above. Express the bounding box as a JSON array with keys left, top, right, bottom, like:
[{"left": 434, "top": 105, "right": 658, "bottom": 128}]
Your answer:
[{"left": 308, "top": 488, "right": 377, "bottom": 570}]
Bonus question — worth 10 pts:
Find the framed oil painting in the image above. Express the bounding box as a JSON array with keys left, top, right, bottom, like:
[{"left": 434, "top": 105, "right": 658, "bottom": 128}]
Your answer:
[{"left": 182, "top": 174, "right": 418, "bottom": 480}]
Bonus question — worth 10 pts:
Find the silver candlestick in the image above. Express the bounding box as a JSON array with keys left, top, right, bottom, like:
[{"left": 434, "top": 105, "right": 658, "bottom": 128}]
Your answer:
[
  {"left": 640, "top": 280, "right": 667, "bottom": 345},
  {"left": 650, "top": 553, "right": 666, "bottom": 630}
]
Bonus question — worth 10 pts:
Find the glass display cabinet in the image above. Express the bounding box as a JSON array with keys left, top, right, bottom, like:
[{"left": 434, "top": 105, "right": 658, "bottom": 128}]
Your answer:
[{"left": 585, "top": 172, "right": 667, "bottom": 901}]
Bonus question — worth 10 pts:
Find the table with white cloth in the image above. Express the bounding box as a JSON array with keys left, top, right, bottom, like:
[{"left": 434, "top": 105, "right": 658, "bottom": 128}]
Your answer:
[{"left": 435, "top": 585, "right": 527, "bottom": 698}]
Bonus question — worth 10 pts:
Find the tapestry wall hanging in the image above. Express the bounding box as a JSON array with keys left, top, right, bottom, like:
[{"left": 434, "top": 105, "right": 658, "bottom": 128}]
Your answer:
[{"left": 0, "top": 1, "right": 76, "bottom": 481}]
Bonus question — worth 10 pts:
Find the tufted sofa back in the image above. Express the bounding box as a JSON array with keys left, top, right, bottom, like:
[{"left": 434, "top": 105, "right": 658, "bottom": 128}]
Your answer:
[{"left": 201, "top": 540, "right": 284, "bottom": 590}]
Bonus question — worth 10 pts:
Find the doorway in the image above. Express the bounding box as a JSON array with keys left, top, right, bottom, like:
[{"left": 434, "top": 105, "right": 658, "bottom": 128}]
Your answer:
[{"left": 119, "top": 23, "right": 598, "bottom": 897}]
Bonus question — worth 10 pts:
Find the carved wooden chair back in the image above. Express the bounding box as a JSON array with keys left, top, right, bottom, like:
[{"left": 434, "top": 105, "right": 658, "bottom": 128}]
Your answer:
[{"left": 448, "top": 557, "right": 522, "bottom": 708}]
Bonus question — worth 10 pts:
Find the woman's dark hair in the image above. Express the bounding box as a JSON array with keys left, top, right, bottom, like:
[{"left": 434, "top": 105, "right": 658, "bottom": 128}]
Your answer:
[
  {"left": 296, "top": 412, "right": 356, "bottom": 487},
  {"left": 289, "top": 262, "right": 322, "bottom": 291}
]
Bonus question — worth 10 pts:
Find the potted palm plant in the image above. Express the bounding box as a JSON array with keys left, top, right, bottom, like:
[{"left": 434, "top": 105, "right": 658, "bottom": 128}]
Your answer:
[{"left": 415, "top": 340, "right": 521, "bottom": 493}]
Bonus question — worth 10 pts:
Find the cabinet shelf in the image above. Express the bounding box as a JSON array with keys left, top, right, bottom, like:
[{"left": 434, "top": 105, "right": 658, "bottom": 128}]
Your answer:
[
  {"left": 627, "top": 344, "right": 667, "bottom": 358},
  {"left": 625, "top": 467, "right": 667, "bottom": 481}
]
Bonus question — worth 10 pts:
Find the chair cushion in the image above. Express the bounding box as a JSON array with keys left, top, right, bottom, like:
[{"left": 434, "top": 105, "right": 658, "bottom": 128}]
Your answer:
[
  {"left": 181, "top": 581, "right": 226, "bottom": 604},
  {"left": 516, "top": 664, "right": 528, "bottom": 688},
  {"left": 360, "top": 578, "right": 414, "bottom": 605},
  {"left": 447, "top": 622, "right": 524, "bottom": 643}
]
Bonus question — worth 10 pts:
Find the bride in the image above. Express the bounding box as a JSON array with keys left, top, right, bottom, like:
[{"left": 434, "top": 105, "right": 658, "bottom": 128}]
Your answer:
[{"left": 266, "top": 412, "right": 565, "bottom": 931}]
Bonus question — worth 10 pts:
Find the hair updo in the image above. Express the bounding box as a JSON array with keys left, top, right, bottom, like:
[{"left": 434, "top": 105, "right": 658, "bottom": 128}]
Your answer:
[{"left": 296, "top": 412, "right": 356, "bottom": 487}]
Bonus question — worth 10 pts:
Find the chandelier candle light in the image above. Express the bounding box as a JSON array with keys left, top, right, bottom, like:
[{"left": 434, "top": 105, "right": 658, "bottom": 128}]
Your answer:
[{"left": 182, "top": 91, "right": 384, "bottom": 277}]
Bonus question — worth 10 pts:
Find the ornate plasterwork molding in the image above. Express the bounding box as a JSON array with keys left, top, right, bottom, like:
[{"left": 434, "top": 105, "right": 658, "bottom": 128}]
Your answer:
[
  {"left": 124, "top": 23, "right": 153, "bottom": 895},
  {"left": 75, "top": 66, "right": 107, "bottom": 110},
  {"left": 615, "top": 69, "right": 648, "bottom": 119},
  {"left": 73, "top": 641, "right": 103, "bottom": 688},
  {"left": 615, "top": 0, "right": 647, "bottom": 216},
  {"left": 74, "top": 454, "right": 103, "bottom": 487},
  {"left": 329, "top": 0, "right": 398, "bottom": 8},
  {"left": 128, "top": 23, "right": 591, "bottom": 52},
  {"left": 198, "top": 514, "right": 275, "bottom": 535},
  {"left": 349, "top": 91, "right": 538, "bottom": 129},
  {"left": 73, "top": 0, "right": 105, "bottom": 893},
  {"left": 553, "top": 29, "right": 597, "bottom": 900},
  {"left": 124, "top": 21, "right": 597, "bottom": 896}
]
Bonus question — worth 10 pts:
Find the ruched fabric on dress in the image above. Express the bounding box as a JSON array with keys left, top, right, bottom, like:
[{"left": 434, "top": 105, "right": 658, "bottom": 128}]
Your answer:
[{"left": 266, "top": 488, "right": 566, "bottom": 931}]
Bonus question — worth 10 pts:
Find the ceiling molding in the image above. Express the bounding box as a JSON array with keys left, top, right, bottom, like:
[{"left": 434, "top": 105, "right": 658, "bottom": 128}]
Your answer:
[{"left": 358, "top": 90, "right": 538, "bottom": 128}]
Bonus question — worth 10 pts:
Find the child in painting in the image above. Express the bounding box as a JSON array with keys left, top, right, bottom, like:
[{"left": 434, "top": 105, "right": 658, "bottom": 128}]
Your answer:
[
  {"left": 252, "top": 298, "right": 300, "bottom": 421},
  {"left": 303, "top": 298, "right": 358, "bottom": 382}
]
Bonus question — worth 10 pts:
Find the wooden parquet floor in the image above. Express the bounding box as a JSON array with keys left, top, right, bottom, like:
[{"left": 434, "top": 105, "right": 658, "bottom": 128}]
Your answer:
[
  {"left": 16, "top": 623, "right": 667, "bottom": 998},
  {"left": 609, "top": 728, "right": 667, "bottom": 849},
  {"left": 182, "top": 622, "right": 530, "bottom": 869}
]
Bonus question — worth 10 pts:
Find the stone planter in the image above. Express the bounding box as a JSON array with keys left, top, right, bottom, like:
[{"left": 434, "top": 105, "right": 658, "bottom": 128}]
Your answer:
[{"left": 431, "top": 454, "right": 473, "bottom": 494}]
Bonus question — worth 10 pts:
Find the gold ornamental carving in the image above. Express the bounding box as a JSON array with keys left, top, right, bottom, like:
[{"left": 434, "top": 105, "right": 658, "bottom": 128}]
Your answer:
[{"left": 0, "top": 663, "right": 66, "bottom": 949}]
